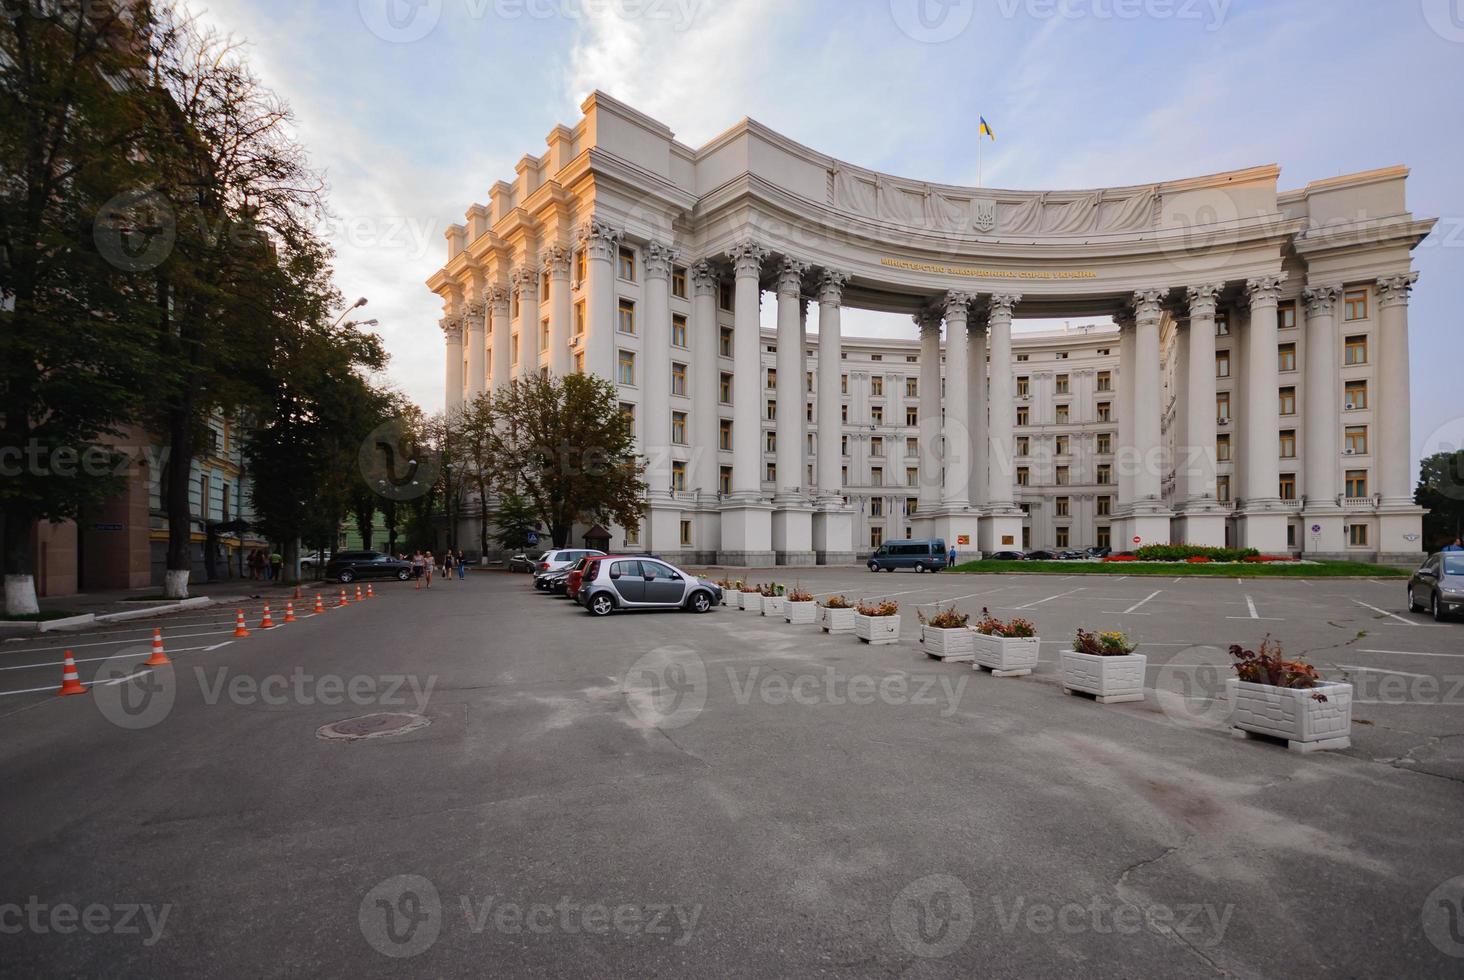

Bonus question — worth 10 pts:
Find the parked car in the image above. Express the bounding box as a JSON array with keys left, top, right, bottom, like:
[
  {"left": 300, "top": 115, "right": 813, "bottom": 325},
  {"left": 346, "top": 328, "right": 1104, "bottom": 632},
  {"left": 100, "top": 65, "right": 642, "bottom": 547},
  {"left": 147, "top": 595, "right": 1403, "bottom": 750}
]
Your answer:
[
  {"left": 534, "top": 549, "right": 605, "bottom": 589},
  {"left": 300, "top": 550, "right": 327, "bottom": 570},
  {"left": 866, "top": 539, "right": 948, "bottom": 573},
  {"left": 323, "top": 551, "right": 413, "bottom": 583},
  {"left": 507, "top": 553, "right": 539, "bottom": 574},
  {"left": 1085, "top": 547, "right": 1112, "bottom": 559},
  {"left": 1058, "top": 550, "right": 1088, "bottom": 561},
  {"left": 565, "top": 557, "right": 595, "bottom": 600},
  {"left": 1024, "top": 550, "right": 1058, "bottom": 561},
  {"left": 1408, "top": 552, "right": 1464, "bottom": 622},
  {"left": 577, "top": 556, "right": 721, "bottom": 616},
  {"left": 989, "top": 550, "right": 1026, "bottom": 562}
]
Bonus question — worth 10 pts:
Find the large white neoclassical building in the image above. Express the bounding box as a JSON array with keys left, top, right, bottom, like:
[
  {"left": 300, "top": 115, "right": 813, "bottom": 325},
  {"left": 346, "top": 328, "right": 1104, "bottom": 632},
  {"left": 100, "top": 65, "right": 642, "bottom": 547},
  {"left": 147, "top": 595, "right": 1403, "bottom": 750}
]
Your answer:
[{"left": 428, "top": 92, "right": 1432, "bottom": 567}]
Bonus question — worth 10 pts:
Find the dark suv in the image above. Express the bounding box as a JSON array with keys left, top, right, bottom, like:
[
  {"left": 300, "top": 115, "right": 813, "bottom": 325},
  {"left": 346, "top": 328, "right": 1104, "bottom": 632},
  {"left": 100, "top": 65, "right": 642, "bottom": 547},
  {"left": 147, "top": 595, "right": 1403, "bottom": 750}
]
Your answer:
[{"left": 323, "top": 551, "right": 413, "bottom": 584}]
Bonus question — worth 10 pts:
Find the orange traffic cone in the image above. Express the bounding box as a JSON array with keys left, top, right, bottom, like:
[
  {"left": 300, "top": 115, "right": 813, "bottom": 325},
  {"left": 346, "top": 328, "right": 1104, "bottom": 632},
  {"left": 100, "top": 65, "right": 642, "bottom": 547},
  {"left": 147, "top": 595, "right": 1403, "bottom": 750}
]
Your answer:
[
  {"left": 260, "top": 603, "right": 275, "bottom": 629},
  {"left": 233, "top": 609, "right": 250, "bottom": 638},
  {"left": 338, "top": 589, "right": 349, "bottom": 608},
  {"left": 313, "top": 594, "right": 326, "bottom": 614},
  {"left": 284, "top": 600, "right": 297, "bottom": 623},
  {"left": 366, "top": 584, "right": 375, "bottom": 600},
  {"left": 144, "top": 628, "right": 170, "bottom": 666},
  {"left": 293, "top": 586, "right": 302, "bottom": 601},
  {"left": 56, "top": 650, "right": 87, "bottom": 696},
  {"left": 354, "top": 584, "right": 363, "bottom": 602}
]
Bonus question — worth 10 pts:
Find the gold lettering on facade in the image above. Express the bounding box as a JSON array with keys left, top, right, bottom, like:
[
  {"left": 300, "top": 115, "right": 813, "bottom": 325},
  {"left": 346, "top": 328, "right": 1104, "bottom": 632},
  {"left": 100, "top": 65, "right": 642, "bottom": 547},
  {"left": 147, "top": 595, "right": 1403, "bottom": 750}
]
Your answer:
[{"left": 879, "top": 257, "right": 1099, "bottom": 280}]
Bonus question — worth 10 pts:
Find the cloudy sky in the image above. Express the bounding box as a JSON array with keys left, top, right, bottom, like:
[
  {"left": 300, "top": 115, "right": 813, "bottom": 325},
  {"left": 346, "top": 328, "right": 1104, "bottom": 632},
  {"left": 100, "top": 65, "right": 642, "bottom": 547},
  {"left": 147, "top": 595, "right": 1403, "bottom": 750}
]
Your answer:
[{"left": 194, "top": 0, "right": 1463, "bottom": 468}]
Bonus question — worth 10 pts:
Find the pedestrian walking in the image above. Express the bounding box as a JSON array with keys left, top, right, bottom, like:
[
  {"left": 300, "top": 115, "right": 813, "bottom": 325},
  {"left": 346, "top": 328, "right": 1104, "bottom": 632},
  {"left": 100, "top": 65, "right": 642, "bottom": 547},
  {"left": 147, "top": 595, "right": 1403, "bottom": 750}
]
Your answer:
[
  {"left": 412, "top": 550, "right": 424, "bottom": 589},
  {"left": 456, "top": 548, "right": 466, "bottom": 579},
  {"left": 442, "top": 551, "right": 455, "bottom": 582},
  {"left": 269, "top": 550, "right": 283, "bottom": 582},
  {"left": 423, "top": 551, "right": 434, "bottom": 588}
]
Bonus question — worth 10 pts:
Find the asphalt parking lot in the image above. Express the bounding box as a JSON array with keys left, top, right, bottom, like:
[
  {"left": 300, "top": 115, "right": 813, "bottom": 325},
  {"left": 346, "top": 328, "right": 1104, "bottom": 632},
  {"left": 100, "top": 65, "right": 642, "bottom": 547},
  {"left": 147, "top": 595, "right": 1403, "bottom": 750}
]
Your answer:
[{"left": 2, "top": 568, "right": 1461, "bottom": 976}]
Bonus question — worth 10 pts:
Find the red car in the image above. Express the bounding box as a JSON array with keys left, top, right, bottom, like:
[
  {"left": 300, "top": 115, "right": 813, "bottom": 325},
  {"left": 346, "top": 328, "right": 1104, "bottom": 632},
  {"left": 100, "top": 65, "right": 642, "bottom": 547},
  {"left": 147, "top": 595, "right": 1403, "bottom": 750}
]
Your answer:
[{"left": 565, "top": 555, "right": 602, "bottom": 601}]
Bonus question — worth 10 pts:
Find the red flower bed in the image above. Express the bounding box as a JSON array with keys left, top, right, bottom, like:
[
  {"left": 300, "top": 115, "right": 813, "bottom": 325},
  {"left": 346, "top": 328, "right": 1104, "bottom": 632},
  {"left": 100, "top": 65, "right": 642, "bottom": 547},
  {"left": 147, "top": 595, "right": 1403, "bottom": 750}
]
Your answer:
[
  {"left": 1186, "top": 556, "right": 1212, "bottom": 564},
  {"left": 1102, "top": 555, "right": 1138, "bottom": 562}
]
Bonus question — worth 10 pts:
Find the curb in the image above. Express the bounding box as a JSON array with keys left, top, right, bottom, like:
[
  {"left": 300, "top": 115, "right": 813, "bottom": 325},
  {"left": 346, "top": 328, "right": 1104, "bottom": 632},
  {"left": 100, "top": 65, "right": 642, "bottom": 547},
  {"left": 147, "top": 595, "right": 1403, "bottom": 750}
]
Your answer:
[{"left": 91, "top": 596, "right": 213, "bottom": 625}]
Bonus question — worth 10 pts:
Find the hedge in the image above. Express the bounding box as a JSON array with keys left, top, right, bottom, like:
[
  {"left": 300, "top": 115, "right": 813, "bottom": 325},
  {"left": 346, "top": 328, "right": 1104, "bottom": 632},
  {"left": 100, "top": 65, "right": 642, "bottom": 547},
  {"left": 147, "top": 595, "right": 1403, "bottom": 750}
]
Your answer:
[{"left": 1133, "top": 544, "right": 1262, "bottom": 562}]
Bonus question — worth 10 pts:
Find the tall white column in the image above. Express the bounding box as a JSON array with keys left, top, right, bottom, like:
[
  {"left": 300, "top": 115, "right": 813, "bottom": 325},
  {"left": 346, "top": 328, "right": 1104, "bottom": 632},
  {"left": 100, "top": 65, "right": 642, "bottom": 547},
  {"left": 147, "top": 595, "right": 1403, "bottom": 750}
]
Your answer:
[
  {"left": 729, "top": 240, "right": 767, "bottom": 497},
  {"left": 816, "top": 270, "right": 848, "bottom": 500},
  {"left": 1116, "top": 313, "right": 1135, "bottom": 510},
  {"left": 916, "top": 309, "right": 943, "bottom": 513},
  {"left": 443, "top": 316, "right": 465, "bottom": 413},
  {"left": 542, "top": 244, "right": 572, "bottom": 376},
  {"left": 642, "top": 242, "right": 678, "bottom": 499},
  {"left": 1242, "top": 274, "right": 1286, "bottom": 505},
  {"left": 462, "top": 304, "right": 484, "bottom": 402},
  {"left": 1184, "top": 284, "right": 1223, "bottom": 504},
  {"left": 511, "top": 266, "right": 538, "bottom": 379},
  {"left": 968, "top": 321, "right": 987, "bottom": 508},
  {"left": 774, "top": 257, "right": 809, "bottom": 500},
  {"left": 941, "top": 291, "right": 973, "bottom": 507},
  {"left": 489, "top": 284, "right": 511, "bottom": 394},
  {"left": 690, "top": 261, "right": 721, "bottom": 496},
  {"left": 577, "top": 220, "right": 620, "bottom": 379},
  {"left": 1377, "top": 273, "right": 1418, "bottom": 505},
  {"left": 985, "top": 294, "right": 1020, "bottom": 509},
  {"left": 1302, "top": 284, "right": 1342, "bottom": 504},
  {"left": 1132, "top": 289, "right": 1165, "bottom": 505}
]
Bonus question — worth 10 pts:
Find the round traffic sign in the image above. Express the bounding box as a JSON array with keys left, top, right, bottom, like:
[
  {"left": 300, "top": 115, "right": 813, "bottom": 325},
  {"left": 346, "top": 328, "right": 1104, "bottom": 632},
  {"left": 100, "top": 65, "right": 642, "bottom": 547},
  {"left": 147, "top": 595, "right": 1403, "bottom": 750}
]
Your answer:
[
  {"left": 1132, "top": 536, "right": 1141, "bottom": 545},
  {"left": 1311, "top": 524, "right": 1321, "bottom": 534}
]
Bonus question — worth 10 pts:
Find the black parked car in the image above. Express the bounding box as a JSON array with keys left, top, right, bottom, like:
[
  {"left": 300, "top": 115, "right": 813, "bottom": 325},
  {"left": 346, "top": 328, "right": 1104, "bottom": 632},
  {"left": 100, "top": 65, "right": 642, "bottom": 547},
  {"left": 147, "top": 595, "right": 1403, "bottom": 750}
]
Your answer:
[
  {"left": 989, "top": 550, "right": 1026, "bottom": 562},
  {"left": 1086, "top": 546, "right": 1112, "bottom": 558},
  {"left": 323, "top": 551, "right": 413, "bottom": 584}
]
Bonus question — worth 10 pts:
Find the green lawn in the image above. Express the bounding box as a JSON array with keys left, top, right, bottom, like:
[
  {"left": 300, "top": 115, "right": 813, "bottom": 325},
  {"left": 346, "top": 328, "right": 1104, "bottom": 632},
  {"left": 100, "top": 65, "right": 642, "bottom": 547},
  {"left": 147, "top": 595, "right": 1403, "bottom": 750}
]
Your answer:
[{"left": 950, "top": 559, "right": 1409, "bottom": 578}]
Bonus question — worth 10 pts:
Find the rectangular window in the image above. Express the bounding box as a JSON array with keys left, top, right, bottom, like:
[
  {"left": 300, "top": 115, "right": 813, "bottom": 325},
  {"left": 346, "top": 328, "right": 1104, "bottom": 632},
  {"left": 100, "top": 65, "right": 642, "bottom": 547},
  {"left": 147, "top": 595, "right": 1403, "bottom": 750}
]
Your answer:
[
  {"left": 906, "top": 467, "right": 918, "bottom": 487},
  {"left": 1346, "top": 469, "right": 1368, "bottom": 498},
  {"left": 672, "top": 411, "right": 687, "bottom": 444},
  {"left": 1218, "top": 475, "right": 1231, "bottom": 502},
  {"left": 871, "top": 376, "right": 884, "bottom": 397},
  {"left": 906, "top": 437, "right": 918, "bottom": 457},
  {"left": 671, "top": 461, "right": 686, "bottom": 491},
  {"left": 617, "top": 246, "right": 636, "bottom": 281},
  {"left": 1096, "top": 371, "right": 1112, "bottom": 392},
  {"left": 905, "top": 407, "right": 918, "bottom": 426},
  {"left": 766, "top": 462, "right": 776, "bottom": 483},
  {"left": 719, "top": 327, "right": 733, "bottom": 357},
  {"left": 1055, "top": 496, "right": 1070, "bottom": 517},
  {"left": 1055, "top": 435, "right": 1070, "bottom": 456},
  {"left": 871, "top": 526, "right": 884, "bottom": 548},
  {"left": 719, "top": 281, "right": 733, "bottom": 311},
  {"left": 671, "top": 362, "right": 687, "bottom": 397},
  {"left": 765, "top": 430, "right": 776, "bottom": 453},
  {"left": 1279, "top": 473, "right": 1296, "bottom": 500},
  {"left": 617, "top": 350, "right": 635, "bottom": 385},
  {"left": 1016, "top": 466, "right": 1030, "bottom": 486},
  {"left": 619, "top": 402, "right": 635, "bottom": 425},
  {"left": 574, "top": 249, "right": 586, "bottom": 284},
  {"left": 1277, "top": 301, "right": 1296, "bottom": 330},
  {"left": 806, "top": 371, "right": 813, "bottom": 394},
  {"left": 1016, "top": 353, "right": 1029, "bottom": 362},
  {"left": 905, "top": 378, "right": 918, "bottom": 397},
  {"left": 1345, "top": 380, "right": 1368, "bottom": 410},
  {"left": 719, "top": 373, "right": 732, "bottom": 404},
  {"left": 1096, "top": 526, "right": 1111, "bottom": 549},
  {"left": 1055, "top": 465, "right": 1070, "bottom": 486},
  {"left": 719, "top": 420, "right": 732, "bottom": 451},
  {"left": 1097, "top": 401, "right": 1112, "bottom": 423},
  {"left": 870, "top": 496, "right": 884, "bottom": 517},
  {"left": 1055, "top": 405, "right": 1070, "bottom": 424},
  {"left": 1097, "top": 495, "right": 1112, "bottom": 517},
  {"left": 1216, "top": 313, "right": 1230, "bottom": 336},
  {"left": 1016, "top": 436, "right": 1030, "bottom": 456},
  {"left": 540, "top": 317, "right": 550, "bottom": 352},
  {"left": 671, "top": 266, "right": 687, "bottom": 298},
  {"left": 679, "top": 519, "right": 692, "bottom": 546},
  {"left": 871, "top": 405, "right": 884, "bottom": 425},
  {"left": 1016, "top": 376, "right": 1030, "bottom": 397},
  {"left": 1055, "top": 374, "right": 1069, "bottom": 395},
  {"left": 842, "top": 435, "right": 849, "bottom": 455},
  {"left": 1278, "top": 342, "right": 1296, "bottom": 372},
  {"left": 1349, "top": 523, "right": 1368, "bottom": 547},
  {"left": 1217, "top": 392, "right": 1231, "bottom": 421},
  {"left": 1279, "top": 429, "right": 1296, "bottom": 459},
  {"left": 841, "top": 374, "right": 849, "bottom": 394},
  {"left": 1017, "top": 406, "right": 1029, "bottom": 426},
  {"left": 905, "top": 496, "right": 918, "bottom": 516},
  {"left": 1344, "top": 289, "right": 1368, "bottom": 321},
  {"left": 511, "top": 334, "right": 520, "bottom": 365},
  {"left": 1055, "top": 527, "right": 1070, "bottom": 548},
  {"left": 574, "top": 300, "right": 586, "bottom": 336},
  {"left": 1217, "top": 433, "right": 1231, "bottom": 462},
  {"left": 1096, "top": 432, "right": 1112, "bottom": 455},
  {"left": 1279, "top": 386, "right": 1296, "bottom": 416},
  {"left": 1345, "top": 425, "right": 1368, "bottom": 455},
  {"left": 573, "top": 350, "right": 585, "bottom": 374},
  {"left": 766, "top": 367, "right": 777, "bottom": 390},
  {"left": 870, "top": 437, "right": 884, "bottom": 458},
  {"left": 719, "top": 466, "right": 732, "bottom": 495},
  {"left": 1344, "top": 334, "right": 1368, "bottom": 365},
  {"left": 617, "top": 298, "right": 636, "bottom": 335},
  {"left": 671, "top": 314, "right": 687, "bottom": 348},
  {"left": 766, "top": 399, "right": 777, "bottom": 421},
  {"left": 841, "top": 405, "right": 848, "bottom": 423},
  {"left": 1097, "top": 463, "right": 1112, "bottom": 486},
  {"left": 1216, "top": 351, "right": 1230, "bottom": 378},
  {"left": 870, "top": 467, "right": 883, "bottom": 487},
  {"left": 1056, "top": 351, "right": 1069, "bottom": 361}
]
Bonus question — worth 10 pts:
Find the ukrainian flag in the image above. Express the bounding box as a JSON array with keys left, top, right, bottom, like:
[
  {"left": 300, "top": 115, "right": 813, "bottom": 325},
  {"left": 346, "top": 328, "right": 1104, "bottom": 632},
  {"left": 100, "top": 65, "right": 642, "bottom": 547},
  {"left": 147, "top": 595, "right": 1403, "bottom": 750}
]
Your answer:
[{"left": 979, "top": 116, "right": 995, "bottom": 140}]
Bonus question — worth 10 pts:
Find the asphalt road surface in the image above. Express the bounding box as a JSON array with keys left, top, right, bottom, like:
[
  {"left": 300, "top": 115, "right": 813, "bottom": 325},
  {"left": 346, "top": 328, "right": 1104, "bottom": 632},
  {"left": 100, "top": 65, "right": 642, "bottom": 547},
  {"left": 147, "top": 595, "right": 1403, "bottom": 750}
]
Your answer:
[{"left": 2, "top": 568, "right": 1461, "bottom": 977}]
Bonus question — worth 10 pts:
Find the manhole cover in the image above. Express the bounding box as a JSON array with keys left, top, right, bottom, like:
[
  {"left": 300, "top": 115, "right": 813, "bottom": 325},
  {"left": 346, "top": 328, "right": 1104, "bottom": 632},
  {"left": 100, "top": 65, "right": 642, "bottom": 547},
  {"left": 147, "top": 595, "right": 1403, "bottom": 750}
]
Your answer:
[{"left": 317, "top": 712, "right": 430, "bottom": 742}]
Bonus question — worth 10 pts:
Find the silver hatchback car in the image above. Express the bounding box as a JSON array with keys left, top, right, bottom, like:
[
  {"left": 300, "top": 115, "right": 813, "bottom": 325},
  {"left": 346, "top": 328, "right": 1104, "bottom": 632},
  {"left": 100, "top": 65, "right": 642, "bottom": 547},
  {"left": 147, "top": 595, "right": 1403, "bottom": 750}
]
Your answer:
[
  {"left": 578, "top": 557, "right": 721, "bottom": 616},
  {"left": 1408, "top": 551, "right": 1464, "bottom": 622}
]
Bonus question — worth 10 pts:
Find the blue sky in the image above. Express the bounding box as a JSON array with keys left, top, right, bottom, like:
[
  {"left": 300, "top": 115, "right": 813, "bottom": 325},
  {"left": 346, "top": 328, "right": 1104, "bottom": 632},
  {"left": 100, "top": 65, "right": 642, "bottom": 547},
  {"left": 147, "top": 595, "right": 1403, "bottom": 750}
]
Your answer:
[{"left": 197, "top": 0, "right": 1463, "bottom": 471}]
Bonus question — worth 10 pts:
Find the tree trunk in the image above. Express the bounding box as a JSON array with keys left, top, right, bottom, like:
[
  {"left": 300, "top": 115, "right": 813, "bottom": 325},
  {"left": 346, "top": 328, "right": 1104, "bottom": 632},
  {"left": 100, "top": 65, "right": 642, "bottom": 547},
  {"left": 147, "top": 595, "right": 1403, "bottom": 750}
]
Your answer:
[
  {"left": 164, "top": 407, "right": 195, "bottom": 599},
  {"left": 282, "top": 538, "right": 300, "bottom": 586},
  {"left": 1, "top": 509, "right": 41, "bottom": 617}
]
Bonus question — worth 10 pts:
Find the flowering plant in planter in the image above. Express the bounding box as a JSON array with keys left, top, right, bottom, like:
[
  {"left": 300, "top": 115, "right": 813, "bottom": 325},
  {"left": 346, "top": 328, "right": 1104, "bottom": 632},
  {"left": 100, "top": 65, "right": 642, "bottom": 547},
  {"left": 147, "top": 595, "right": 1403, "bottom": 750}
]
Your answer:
[
  {"left": 917, "top": 605, "right": 975, "bottom": 661},
  {"left": 1227, "top": 636, "right": 1351, "bottom": 752},
  {"left": 740, "top": 583, "right": 766, "bottom": 613},
  {"left": 1061, "top": 628, "right": 1145, "bottom": 703},
  {"left": 784, "top": 584, "right": 817, "bottom": 625},
  {"left": 759, "top": 582, "right": 787, "bottom": 617},
  {"left": 968, "top": 608, "right": 1039, "bottom": 676},
  {"left": 819, "top": 594, "right": 856, "bottom": 634},
  {"left": 854, "top": 599, "right": 900, "bottom": 645}
]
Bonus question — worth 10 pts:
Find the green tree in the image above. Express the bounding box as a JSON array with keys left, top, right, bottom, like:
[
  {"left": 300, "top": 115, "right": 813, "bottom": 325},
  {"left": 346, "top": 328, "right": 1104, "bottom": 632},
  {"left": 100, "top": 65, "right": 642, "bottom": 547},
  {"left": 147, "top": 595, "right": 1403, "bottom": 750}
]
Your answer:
[
  {"left": 457, "top": 393, "right": 497, "bottom": 557},
  {"left": 1416, "top": 450, "right": 1464, "bottom": 550},
  {"left": 492, "top": 492, "right": 541, "bottom": 552},
  {"left": 1, "top": 3, "right": 160, "bottom": 614},
  {"left": 484, "top": 375, "right": 646, "bottom": 548}
]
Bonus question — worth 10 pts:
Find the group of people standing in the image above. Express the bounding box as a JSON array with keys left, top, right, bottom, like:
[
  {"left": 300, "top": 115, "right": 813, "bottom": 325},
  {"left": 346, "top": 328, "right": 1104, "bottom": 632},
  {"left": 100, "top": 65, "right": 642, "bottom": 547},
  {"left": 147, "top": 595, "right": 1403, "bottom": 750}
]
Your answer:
[
  {"left": 246, "top": 548, "right": 282, "bottom": 580},
  {"left": 401, "top": 549, "right": 468, "bottom": 589}
]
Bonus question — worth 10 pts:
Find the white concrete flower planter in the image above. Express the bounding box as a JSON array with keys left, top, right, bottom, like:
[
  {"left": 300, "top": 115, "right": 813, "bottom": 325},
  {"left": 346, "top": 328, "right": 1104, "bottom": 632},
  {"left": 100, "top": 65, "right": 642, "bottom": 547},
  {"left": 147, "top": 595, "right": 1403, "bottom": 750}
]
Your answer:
[
  {"left": 722, "top": 589, "right": 741, "bottom": 608},
  {"left": 761, "top": 595, "right": 786, "bottom": 618},
  {"left": 820, "top": 606, "right": 856, "bottom": 634},
  {"left": 742, "top": 592, "right": 764, "bottom": 614},
  {"left": 785, "top": 600, "right": 817, "bottom": 625},
  {"left": 1060, "top": 651, "right": 1147, "bottom": 704},
  {"left": 855, "top": 613, "right": 900, "bottom": 646},
  {"left": 921, "top": 626, "right": 974, "bottom": 662},
  {"left": 1227, "top": 679, "right": 1353, "bottom": 752},
  {"left": 970, "top": 632, "right": 1040, "bottom": 677}
]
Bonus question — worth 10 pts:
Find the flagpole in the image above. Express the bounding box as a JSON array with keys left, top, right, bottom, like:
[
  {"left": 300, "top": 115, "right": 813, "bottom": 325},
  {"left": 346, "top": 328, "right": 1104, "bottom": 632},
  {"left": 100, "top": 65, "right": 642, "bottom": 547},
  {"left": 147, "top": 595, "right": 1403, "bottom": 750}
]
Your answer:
[{"left": 977, "top": 130, "right": 983, "bottom": 188}]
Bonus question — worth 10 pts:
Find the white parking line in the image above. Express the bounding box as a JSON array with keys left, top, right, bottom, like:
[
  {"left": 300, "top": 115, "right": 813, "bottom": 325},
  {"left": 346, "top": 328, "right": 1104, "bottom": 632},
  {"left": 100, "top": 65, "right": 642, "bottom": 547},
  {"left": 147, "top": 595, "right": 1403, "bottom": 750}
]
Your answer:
[
  {"left": 1359, "top": 649, "right": 1464, "bottom": 659},
  {"left": 0, "top": 643, "right": 227, "bottom": 674},
  {"left": 1351, "top": 599, "right": 1416, "bottom": 626},
  {"left": 1115, "top": 590, "right": 1161, "bottom": 615},
  {"left": 1226, "top": 594, "right": 1285, "bottom": 622},
  {"left": 1337, "top": 665, "right": 1437, "bottom": 680},
  {"left": 0, "top": 628, "right": 251, "bottom": 657},
  {"left": 1013, "top": 588, "right": 1086, "bottom": 611}
]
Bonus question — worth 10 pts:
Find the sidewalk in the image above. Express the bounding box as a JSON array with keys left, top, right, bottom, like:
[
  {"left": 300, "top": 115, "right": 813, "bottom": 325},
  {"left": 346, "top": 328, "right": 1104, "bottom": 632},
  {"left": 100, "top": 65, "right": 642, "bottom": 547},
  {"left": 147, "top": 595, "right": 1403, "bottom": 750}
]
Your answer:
[{"left": 31, "top": 577, "right": 331, "bottom": 618}]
